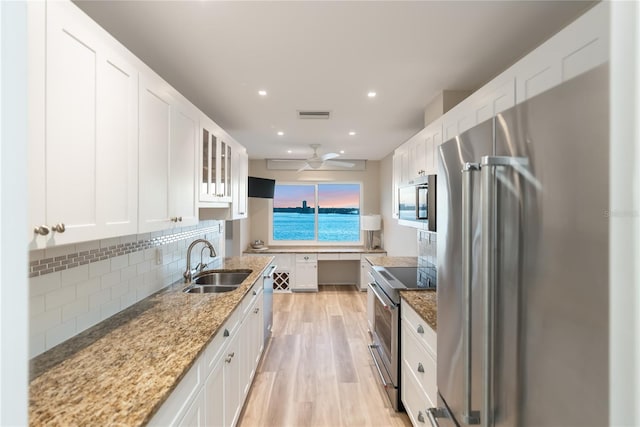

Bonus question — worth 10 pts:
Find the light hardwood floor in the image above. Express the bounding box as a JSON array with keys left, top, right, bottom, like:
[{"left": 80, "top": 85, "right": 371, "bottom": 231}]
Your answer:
[{"left": 238, "top": 285, "right": 411, "bottom": 427}]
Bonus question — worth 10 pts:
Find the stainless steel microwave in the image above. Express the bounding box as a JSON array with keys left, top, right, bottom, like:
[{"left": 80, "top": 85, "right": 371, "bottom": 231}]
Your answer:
[{"left": 398, "top": 174, "right": 436, "bottom": 231}]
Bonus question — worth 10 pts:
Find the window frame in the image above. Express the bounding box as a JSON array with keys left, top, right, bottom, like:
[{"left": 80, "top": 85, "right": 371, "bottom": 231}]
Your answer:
[{"left": 268, "top": 181, "right": 364, "bottom": 246}]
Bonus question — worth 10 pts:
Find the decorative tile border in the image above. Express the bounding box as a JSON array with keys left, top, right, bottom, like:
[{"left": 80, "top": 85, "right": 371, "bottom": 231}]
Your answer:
[{"left": 29, "top": 226, "right": 220, "bottom": 278}]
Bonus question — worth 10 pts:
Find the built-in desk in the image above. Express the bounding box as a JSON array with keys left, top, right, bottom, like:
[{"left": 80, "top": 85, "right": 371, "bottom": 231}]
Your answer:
[{"left": 243, "top": 246, "right": 386, "bottom": 291}]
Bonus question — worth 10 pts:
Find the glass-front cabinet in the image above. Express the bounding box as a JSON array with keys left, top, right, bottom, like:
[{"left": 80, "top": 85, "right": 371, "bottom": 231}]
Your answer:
[{"left": 200, "top": 116, "right": 232, "bottom": 203}]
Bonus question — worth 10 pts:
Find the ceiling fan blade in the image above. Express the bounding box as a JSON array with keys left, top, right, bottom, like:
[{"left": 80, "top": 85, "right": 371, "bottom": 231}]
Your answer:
[
  {"left": 321, "top": 152, "right": 339, "bottom": 161},
  {"left": 297, "top": 163, "right": 311, "bottom": 172},
  {"left": 325, "top": 159, "right": 355, "bottom": 168}
]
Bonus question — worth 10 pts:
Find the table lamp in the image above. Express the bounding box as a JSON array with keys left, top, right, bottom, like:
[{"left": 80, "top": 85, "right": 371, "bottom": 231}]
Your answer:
[{"left": 361, "top": 214, "right": 381, "bottom": 250}]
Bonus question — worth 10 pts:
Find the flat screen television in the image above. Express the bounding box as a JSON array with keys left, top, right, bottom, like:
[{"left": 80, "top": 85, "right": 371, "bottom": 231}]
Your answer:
[{"left": 248, "top": 176, "right": 275, "bottom": 199}]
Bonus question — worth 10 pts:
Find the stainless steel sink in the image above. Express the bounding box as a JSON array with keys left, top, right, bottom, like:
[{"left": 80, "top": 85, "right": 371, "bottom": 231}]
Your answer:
[
  {"left": 183, "top": 284, "right": 240, "bottom": 294},
  {"left": 182, "top": 269, "right": 252, "bottom": 293},
  {"left": 193, "top": 269, "right": 251, "bottom": 286}
]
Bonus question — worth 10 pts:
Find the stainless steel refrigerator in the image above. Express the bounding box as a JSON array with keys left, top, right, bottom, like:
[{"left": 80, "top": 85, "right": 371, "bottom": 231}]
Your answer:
[{"left": 433, "top": 64, "right": 609, "bottom": 427}]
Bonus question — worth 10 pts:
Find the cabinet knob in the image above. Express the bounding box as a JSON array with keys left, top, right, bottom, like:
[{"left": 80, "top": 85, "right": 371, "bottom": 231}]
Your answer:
[
  {"left": 417, "top": 362, "right": 424, "bottom": 373},
  {"left": 304, "top": 256, "right": 309, "bottom": 260},
  {"left": 33, "top": 225, "right": 50, "bottom": 236},
  {"left": 253, "top": 308, "right": 259, "bottom": 314},
  {"left": 223, "top": 328, "right": 230, "bottom": 337},
  {"left": 417, "top": 411, "right": 425, "bottom": 423},
  {"left": 178, "top": 216, "right": 182, "bottom": 222},
  {"left": 417, "top": 325, "right": 424, "bottom": 334},
  {"left": 225, "top": 355, "right": 232, "bottom": 363},
  {"left": 51, "top": 223, "right": 66, "bottom": 233}
]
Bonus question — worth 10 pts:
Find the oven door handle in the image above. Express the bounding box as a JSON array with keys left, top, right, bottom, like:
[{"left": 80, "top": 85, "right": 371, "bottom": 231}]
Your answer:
[
  {"left": 368, "top": 344, "right": 392, "bottom": 388},
  {"left": 368, "top": 282, "right": 397, "bottom": 310}
]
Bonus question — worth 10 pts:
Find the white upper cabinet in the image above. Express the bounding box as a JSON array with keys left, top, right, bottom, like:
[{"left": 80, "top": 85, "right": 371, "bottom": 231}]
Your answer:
[
  {"left": 138, "top": 73, "right": 172, "bottom": 233},
  {"left": 139, "top": 73, "right": 199, "bottom": 233},
  {"left": 200, "top": 116, "right": 233, "bottom": 205},
  {"left": 29, "top": 1, "right": 138, "bottom": 247},
  {"left": 170, "top": 101, "right": 199, "bottom": 227},
  {"left": 512, "top": 2, "right": 608, "bottom": 104},
  {"left": 231, "top": 146, "right": 249, "bottom": 220}
]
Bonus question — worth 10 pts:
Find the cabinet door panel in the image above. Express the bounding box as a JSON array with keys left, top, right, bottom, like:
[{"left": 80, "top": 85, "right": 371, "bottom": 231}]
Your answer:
[
  {"left": 96, "top": 52, "right": 138, "bottom": 237},
  {"left": 46, "top": 3, "right": 100, "bottom": 242},
  {"left": 139, "top": 75, "right": 171, "bottom": 232},
  {"left": 171, "top": 105, "right": 198, "bottom": 226},
  {"left": 204, "top": 358, "right": 225, "bottom": 427}
]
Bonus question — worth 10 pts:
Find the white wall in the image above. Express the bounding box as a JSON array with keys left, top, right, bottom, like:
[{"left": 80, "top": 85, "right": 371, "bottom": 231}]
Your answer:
[
  {"left": 247, "top": 159, "right": 382, "bottom": 248},
  {"left": 610, "top": 2, "right": 640, "bottom": 425},
  {"left": 379, "top": 153, "right": 418, "bottom": 256},
  {"left": 0, "top": 1, "right": 28, "bottom": 424}
]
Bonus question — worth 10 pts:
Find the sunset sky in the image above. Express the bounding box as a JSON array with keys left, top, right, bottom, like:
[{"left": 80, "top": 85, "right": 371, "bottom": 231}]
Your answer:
[{"left": 273, "top": 184, "right": 360, "bottom": 208}]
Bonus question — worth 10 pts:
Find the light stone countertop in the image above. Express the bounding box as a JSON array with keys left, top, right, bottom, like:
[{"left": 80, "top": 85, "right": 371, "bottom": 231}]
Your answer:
[
  {"left": 364, "top": 255, "right": 436, "bottom": 330},
  {"left": 364, "top": 255, "right": 418, "bottom": 268},
  {"left": 243, "top": 245, "right": 386, "bottom": 254},
  {"left": 400, "top": 290, "right": 437, "bottom": 331},
  {"left": 29, "top": 255, "right": 274, "bottom": 427}
]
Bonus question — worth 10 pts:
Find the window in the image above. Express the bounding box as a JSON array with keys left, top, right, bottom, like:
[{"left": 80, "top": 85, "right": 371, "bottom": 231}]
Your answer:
[{"left": 272, "top": 183, "right": 361, "bottom": 244}]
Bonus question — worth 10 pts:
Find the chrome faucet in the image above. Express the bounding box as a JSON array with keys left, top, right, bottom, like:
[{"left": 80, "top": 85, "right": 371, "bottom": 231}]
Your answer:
[{"left": 184, "top": 239, "right": 217, "bottom": 282}]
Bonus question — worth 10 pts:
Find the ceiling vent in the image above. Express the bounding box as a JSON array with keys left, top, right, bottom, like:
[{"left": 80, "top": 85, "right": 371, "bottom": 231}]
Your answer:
[{"left": 298, "top": 110, "right": 331, "bottom": 120}]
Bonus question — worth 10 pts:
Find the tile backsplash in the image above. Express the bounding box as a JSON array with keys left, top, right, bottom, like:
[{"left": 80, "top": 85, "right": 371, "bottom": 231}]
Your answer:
[
  {"left": 418, "top": 230, "right": 437, "bottom": 287},
  {"left": 28, "top": 220, "right": 224, "bottom": 358}
]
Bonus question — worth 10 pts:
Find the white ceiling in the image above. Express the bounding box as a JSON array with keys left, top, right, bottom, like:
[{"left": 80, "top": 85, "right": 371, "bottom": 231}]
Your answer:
[{"left": 74, "top": 0, "right": 593, "bottom": 161}]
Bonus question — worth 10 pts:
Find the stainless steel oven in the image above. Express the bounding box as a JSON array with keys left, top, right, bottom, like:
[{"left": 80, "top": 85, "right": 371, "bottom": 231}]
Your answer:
[
  {"left": 367, "top": 270, "right": 402, "bottom": 410},
  {"left": 367, "top": 265, "right": 434, "bottom": 411}
]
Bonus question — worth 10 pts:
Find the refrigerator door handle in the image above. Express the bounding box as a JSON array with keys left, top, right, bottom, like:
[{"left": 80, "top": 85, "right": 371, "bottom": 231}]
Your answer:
[
  {"left": 462, "top": 163, "right": 481, "bottom": 425},
  {"left": 480, "top": 155, "right": 528, "bottom": 427},
  {"left": 426, "top": 407, "right": 450, "bottom": 427}
]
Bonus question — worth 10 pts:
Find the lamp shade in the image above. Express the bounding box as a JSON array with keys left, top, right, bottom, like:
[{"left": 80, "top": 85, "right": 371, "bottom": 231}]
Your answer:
[{"left": 361, "top": 214, "right": 381, "bottom": 231}]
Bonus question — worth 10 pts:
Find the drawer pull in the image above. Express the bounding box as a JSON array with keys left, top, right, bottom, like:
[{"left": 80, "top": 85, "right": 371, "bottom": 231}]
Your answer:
[
  {"left": 418, "top": 362, "right": 425, "bottom": 373},
  {"left": 417, "top": 411, "right": 425, "bottom": 423},
  {"left": 253, "top": 308, "right": 260, "bottom": 314},
  {"left": 417, "top": 325, "right": 425, "bottom": 334}
]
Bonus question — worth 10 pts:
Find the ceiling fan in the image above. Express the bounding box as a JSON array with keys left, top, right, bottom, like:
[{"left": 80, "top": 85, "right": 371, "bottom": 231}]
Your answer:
[{"left": 297, "top": 144, "right": 355, "bottom": 171}]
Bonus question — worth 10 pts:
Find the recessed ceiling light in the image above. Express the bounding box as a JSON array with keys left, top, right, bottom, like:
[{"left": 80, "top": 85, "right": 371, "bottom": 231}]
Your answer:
[
  {"left": 367, "top": 91, "right": 377, "bottom": 98},
  {"left": 277, "top": 131, "right": 284, "bottom": 136},
  {"left": 349, "top": 131, "right": 356, "bottom": 136},
  {"left": 258, "top": 90, "right": 267, "bottom": 96},
  {"left": 287, "top": 150, "right": 292, "bottom": 154},
  {"left": 340, "top": 150, "right": 345, "bottom": 154}
]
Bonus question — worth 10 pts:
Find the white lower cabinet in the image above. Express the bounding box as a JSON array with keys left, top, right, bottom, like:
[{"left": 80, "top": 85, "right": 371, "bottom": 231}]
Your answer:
[
  {"left": 401, "top": 299, "right": 437, "bottom": 427},
  {"left": 293, "top": 254, "right": 318, "bottom": 291},
  {"left": 179, "top": 389, "right": 205, "bottom": 427},
  {"left": 150, "top": 282, "right": 264, "bottom": 427}
]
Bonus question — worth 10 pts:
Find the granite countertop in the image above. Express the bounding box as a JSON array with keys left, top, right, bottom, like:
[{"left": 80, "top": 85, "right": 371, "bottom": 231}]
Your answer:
[
  {"left": 364, "top": 255, "right": 436, "bottom": 331},
  {"left": 29, "top": 255, "right": 274, "bottom": 427},
  {"left": 401, "top": 290, "right": 437, "bottom": 331},
  {"left": 243, "top": 245, "right": 386, "bottom": 254},
  {"left": 364, "top": 255, "right": 418, "bottom": 268}
]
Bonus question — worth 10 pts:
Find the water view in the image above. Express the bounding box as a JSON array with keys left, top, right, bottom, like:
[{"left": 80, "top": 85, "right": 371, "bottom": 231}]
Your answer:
[{"left": 273, "top": 212, "right": 360, "bottom": 242}]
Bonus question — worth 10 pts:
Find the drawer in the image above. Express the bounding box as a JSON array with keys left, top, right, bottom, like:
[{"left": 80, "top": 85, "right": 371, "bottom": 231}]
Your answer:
[
  {"left": 295, "top": 253, "right": 317, "bottom": 263},
  {"left": 401, "top": 299, "right": 437, "bottom": 357},
  {"left": 317, "top": 253, "right": 340, "bottom": 261},
  {"left": 272, "top": 254, "right": 294, "bottom": 270},
  {"left": 242, "top": 280, "right": 263, "bottom": 316},
  {"left": 339, "top": 253, "right": 361, "bottom": 260},
  {"left": 401, "top": 357, "right": 434, "bottom": 426},
  {"left": 402, "top": 318, "right": 437, "bottom": 405}
]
